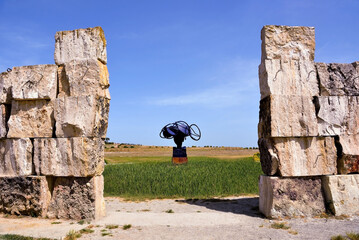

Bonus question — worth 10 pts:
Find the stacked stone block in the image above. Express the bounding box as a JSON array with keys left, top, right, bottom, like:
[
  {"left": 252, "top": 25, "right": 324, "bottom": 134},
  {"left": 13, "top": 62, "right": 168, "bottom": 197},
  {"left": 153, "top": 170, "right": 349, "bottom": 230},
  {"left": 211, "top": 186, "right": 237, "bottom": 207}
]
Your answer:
[
  {"left": 258, "top": 25, "right": 359, "bottom": 218},
  {"left": 0, "top": 27, "right": 109, "bottom": 219}
]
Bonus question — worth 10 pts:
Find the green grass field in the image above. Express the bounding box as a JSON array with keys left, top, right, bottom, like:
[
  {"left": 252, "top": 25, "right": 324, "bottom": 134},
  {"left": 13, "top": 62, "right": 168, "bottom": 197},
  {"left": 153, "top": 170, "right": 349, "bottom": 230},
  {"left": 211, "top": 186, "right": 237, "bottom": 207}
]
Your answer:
[{"left": 103, "top": 156, "right": 263, "bottom": 200}]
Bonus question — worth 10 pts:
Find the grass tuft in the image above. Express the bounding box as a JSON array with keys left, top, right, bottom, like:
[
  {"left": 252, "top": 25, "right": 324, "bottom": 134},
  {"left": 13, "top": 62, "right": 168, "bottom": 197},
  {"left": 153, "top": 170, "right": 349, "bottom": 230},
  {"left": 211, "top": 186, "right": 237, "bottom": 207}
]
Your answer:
[
  {"left": 270, "top": 222, "right": 290, "bottom": 230},
  {"left": 106, "top": 224, "right": 119, "bottom": 229},
  {"left": 64, "top": 230, "right": 81, "bottom": 240},
  {"left": 0, "top": 235, "right": 53, "bottom": 240},
  {"left": 123, "top": 224, "right": 132, "bottom": 230},
  {"left": 347, "top": 232, "right": 359, "bottom": 240}
]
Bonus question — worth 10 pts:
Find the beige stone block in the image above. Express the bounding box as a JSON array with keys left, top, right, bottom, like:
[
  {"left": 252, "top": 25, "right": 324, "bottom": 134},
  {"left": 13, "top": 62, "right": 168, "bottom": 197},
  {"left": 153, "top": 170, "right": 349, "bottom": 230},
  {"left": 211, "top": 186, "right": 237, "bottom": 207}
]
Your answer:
[
  {"left": 258, "top": 95, "right": 318, "bottom": 138},
  {"left": 10, "top": 64, "right": 57, "bottom": 100},
  {"left": 261, "top": 25, "right": 315, "bottom": 61},
  {"left": 322, "top": 175, "right": 359, "bottom": 216},
  {"left": 259, "top": 59, "right": 318, "bottom": 99},
  {"left": 34, "top": 138, "right": 104, "bottom": 177},
  {"left": 259, "top": 175, "right": 325, "bottom": 218},
  {"left": 54, "top": 95, "right": 109, "bottom": 138},
  {"left": 0, "top": 138, "right": 33, "bottom": 176},
  {"left": 55, "top": 27, "right": 107, "bottom": 65},
  {"left": 0, "top": 71, "right": 12, "bottom": 104},
  {"left": 316, "top": 62, "right": 359, "bottom": 96},
  {"left": 60, "top": 59, "right": 110, "bottom": 99},
  {"left": 258, "top": 137, "right": 337, "bottom": 176},
  {"left": 0, "top": 176, "right": 51, "bottom": 217},
  {"left": 7, "top": 100, "right": 54, "bottom": 138},
  {"left": 315, "top": 96, "right": 359, "bottom": 136},
  {"left": 46, "top": 176, "right": 105, "bottom": 219}
]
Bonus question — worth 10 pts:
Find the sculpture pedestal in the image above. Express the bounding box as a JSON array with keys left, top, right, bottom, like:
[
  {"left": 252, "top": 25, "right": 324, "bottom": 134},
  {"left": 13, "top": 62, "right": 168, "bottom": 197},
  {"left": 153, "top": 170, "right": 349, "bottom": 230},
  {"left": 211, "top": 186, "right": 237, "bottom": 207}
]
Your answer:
[{"left": 172, "top": 147, "right": 188, "bottom": 164}]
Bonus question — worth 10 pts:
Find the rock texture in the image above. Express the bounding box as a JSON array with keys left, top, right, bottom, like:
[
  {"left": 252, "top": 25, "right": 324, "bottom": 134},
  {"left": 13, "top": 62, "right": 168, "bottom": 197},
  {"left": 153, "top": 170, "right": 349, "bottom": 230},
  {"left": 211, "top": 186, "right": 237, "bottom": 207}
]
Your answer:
[
  {"left": 7, "top": 100, "right": 54, "bottom": 138},
  {"left": 338, "top": 155, "right": 359, "bottom": 174},
  {"left": 0, "top": 71, "right": 12, "bottom": 104},
  {"left": 261, "top": 25, "right": 315, "bottom": 61},
  {"left": 0, "top": 176, "right": 51, "bottom": 217},
  {"left": 259, "top": 175, "right": 325, "bottom": 218},
  {"left": 46, "top": 176, "right": 105, "bottom": 219},
  {"left": 0, "top": 139, "right": 33, "bottom": 176},
  {"left": 54, "top": 95, "right": 109, "bottom": 138},
  {"left": 0, "top": 104, "right": 9, "bottom": 138},
  {"left": 33, "top": 138, "right": 104, "bottom": 177},
  {"left": 55, "top": 27, "right": 107, "bottom": 65},
  {"left": 259, "top": 59, "right": 318, "bottom": 99},
  {"left": 60, "top": 59, "right": 110, "bottom": 99},
  {"left": 258, "top": 95, "right": 318, "bottom": 137},
  {"left": 322, "top": 175, "right": 359, "bottom": 216},
  {"left": 10, "top": 64, "right": 57, "bottom": 100},
  {"left": 315, "top": 96, "right": 359, "bottom": 136},
  {"left": 258, "top": 137, "right": 337, "bottom": 176},
  {"left": 316, "top": 62, "right": 359, "bottom": 96}
]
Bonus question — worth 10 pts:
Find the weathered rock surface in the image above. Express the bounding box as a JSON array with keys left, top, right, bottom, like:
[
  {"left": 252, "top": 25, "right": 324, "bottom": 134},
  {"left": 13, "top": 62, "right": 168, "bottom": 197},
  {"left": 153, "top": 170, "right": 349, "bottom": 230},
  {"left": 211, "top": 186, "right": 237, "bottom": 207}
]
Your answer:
[
  {"left": 0, "top": 176, "right": 51, "bottom": 217},
  {"left": 60, "top": 59, "right": 110, "bottom": 99},
  {"left": 315, "top": 96, "right": 359, "bottom": 136},
  {"left": 55, "top": 27, "right": 107, "bottom": 65},
  {"left": 316, "top": 62, "right": 359, "bottom": 96},
  {"left": 47, "top": 176, "right": 105, "bottom": 219},
  {"left": 322, "top": 175, "right": 359, "bottom": 216},
  {"left": 338, "top": 155, "right": 359, "bottom": 174},
  {"left": 0, "top": 104, "right": 9, "bottom": 138},
  {"left": 0, "top": 138, "right": 33, "bottom": 176},
  {"left": 54, "top": 95, "right": 109, "bottom": 138},
  {"left": 261, "top": 25, "right": 315, "bottom": 61},
  {"left": 259, "top": 59, "right": 318, "bottom": 99},
  {"left": 258, "top": 137, "right": 337, "bottom": 176},
  {"left": 0, "top": 71, "right": 12, "bottom": 104},
  {"left": 7, "top": 100, "right": 54, "bottom": 138},
  {"left": 10, "top": 64, "right": 57, "bottom": 100},
  {"left": 34, "top": 138, "right": 104, "bottom": 177},
  {"left": 259, "top": 175, "right": 325, "bottom": 218},
  {"left": 258, "top": 95, "right": 318, "bottom": 138}
]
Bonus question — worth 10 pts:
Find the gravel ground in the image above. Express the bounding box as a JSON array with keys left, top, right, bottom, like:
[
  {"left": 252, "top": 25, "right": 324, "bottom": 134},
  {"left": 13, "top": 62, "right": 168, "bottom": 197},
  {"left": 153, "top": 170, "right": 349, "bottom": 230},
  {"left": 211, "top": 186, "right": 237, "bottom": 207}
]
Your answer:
[{"left": 0, "top": 196, "right": 359, "bottom": 240}]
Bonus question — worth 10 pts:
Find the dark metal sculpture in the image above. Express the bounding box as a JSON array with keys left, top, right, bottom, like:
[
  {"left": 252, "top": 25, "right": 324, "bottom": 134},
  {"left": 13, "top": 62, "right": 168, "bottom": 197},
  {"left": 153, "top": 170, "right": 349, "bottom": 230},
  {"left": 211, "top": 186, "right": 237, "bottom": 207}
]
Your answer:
[{"left": 160, "top": 121, "right": 201, "bottom": 164}]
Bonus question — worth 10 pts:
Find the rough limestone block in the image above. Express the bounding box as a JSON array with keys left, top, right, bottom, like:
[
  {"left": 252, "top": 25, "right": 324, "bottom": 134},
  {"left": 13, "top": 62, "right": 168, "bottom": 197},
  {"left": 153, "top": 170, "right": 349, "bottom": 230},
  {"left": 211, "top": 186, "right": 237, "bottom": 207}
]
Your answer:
[
  {"left": 10, "top": 64, "right": 57, "bottom": 100},
  {"left": 60, "top": 59, "right": 110, "bottom": 99},
  {"left": 54, "top": 95, "right": 109, "bottom": 138},
  {"left": 46, "top": 176, "right": 105, "bottom": 219},
  {"left": 0, "top": 104, "right": 9, "bottom": 138},
  {"left": 259, "top": 175, "right": 325, "bottom": 218},
  {"left": 0, "top": 139, "right": 33, "bottom": 176},
  {"left": 316, "top": 62, "right": 359, "bottom": 96},
  {"left": 7, "top": 100, "right": 54, "bottom": 138},
  {"left": 0, "top": 71, "right": 12, "bottom": 104},
  {"left": 34, "top": 138, "right": 104, "bottom": 177},
  {"left": 0, "top": 176, "right": 51, "bottom": 217},
  {"left": 338, "top": 155, "right": 359, "bottom": 174},
  {"left": 258, "top": 95, "right": 318, "bottom": 138},
  {"left": 261, "top": 25, "right": 315, "bottom": 61},
  {"left": 258, "top": 137, "right": 337, "bottom": 176},
  {"left": 322, "top": 175, "right": 359, "bottom": 216},
  {"left": 259, "top": 59, "right": 318, "bottom": 99},
  {"left": 315, "top": 96, "right": 359, "bottom": 136},
  {"left": 55, "top": 27, "right": 107, "bottom": 65}
]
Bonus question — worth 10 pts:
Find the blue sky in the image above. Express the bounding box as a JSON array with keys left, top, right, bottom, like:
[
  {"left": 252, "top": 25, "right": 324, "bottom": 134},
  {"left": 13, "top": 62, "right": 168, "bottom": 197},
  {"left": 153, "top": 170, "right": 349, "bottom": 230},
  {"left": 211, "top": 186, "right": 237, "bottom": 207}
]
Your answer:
[{"left": 0, "top": 0, "right": 358, "bottom": 147}]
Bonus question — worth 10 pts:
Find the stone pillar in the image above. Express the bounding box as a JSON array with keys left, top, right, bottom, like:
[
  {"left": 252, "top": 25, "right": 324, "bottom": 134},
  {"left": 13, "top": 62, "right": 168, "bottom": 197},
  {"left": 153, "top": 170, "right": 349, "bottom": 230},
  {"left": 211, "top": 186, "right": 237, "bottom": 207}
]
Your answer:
[
  {"left": 0, "top": 27, "right": 110, "bottom": 220},
  {"left": 258, "top": 25, "right": 359, "bottom": 217}
]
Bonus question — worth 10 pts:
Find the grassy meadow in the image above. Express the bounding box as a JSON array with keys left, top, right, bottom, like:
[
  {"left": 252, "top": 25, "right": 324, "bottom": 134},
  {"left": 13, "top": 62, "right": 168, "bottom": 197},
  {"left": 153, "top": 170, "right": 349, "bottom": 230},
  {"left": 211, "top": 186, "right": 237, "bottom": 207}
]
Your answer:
[{"left": 104, "top": 145, "right": 262, "bottom": 200}]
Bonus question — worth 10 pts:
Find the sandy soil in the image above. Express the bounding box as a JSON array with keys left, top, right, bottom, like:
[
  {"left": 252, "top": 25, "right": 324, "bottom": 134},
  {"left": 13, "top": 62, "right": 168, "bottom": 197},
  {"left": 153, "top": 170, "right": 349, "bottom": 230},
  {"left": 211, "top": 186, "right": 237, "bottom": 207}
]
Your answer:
[{"left": 1, "top": 196, "right": 358, "bottom": 240}]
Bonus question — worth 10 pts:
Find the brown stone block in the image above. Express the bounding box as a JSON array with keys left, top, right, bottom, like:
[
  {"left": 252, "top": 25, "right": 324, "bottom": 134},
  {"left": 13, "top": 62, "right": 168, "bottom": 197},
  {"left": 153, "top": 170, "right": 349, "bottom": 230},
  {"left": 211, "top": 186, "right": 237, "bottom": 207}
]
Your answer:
[
  {"left": 46, "top": 176, "right": 105, "bottom": 220},
  {"left": 259, "top": 175, "right": 325, "bottom": 218},
  {"left": 0, "top": 176, "right": 51, "bottom": 217}
]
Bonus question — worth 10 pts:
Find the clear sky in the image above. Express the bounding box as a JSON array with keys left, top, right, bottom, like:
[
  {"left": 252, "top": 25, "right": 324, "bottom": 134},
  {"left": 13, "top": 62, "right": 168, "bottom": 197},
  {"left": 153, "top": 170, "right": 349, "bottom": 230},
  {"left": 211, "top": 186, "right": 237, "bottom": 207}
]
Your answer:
[{"left": 0, "top": 0, "right": 358, "bottom": 147}]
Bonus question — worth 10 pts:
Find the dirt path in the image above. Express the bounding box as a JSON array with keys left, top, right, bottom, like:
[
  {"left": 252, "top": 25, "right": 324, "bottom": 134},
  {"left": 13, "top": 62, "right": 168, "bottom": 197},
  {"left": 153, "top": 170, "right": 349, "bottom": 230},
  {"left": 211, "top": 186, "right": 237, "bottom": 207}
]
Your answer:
[{"left": 1, "top": 196, "right": 358, "bottom": 240}]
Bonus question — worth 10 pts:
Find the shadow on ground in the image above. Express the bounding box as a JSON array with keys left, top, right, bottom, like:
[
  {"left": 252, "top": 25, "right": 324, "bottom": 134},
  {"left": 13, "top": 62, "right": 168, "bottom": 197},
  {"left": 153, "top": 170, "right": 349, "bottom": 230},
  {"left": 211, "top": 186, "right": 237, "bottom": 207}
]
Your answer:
[{"left": 176, "top": 197, "right": 264, "bottom": 218}]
